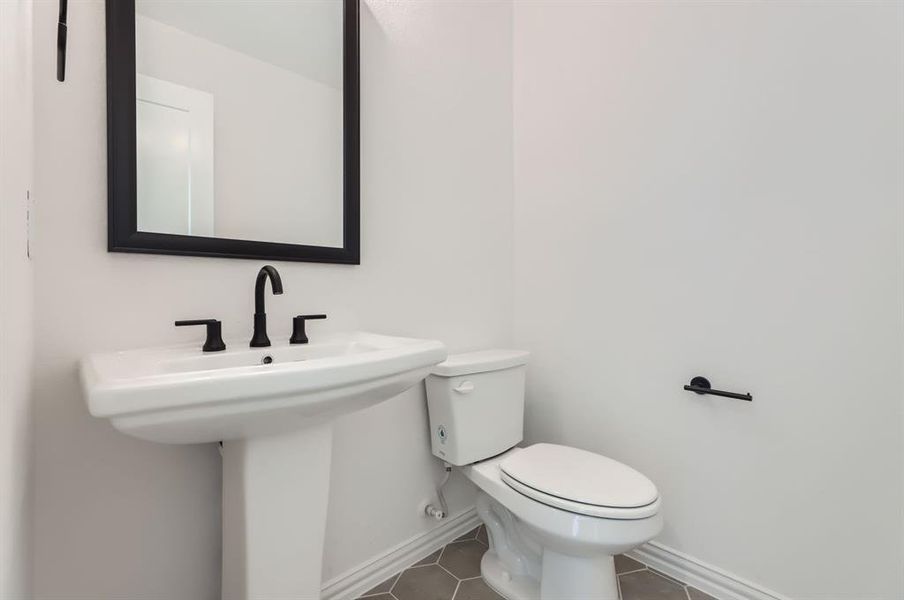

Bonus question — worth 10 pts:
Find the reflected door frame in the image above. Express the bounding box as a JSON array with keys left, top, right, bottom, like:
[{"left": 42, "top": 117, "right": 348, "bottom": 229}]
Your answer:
[{"left": 136, "top": 74, "right": 215, "bottom": 237}]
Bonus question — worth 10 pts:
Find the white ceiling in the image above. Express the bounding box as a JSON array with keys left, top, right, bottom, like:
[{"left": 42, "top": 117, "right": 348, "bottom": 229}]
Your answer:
[{"left": 136, "top": 0, "right": 343, "bottom": 89}]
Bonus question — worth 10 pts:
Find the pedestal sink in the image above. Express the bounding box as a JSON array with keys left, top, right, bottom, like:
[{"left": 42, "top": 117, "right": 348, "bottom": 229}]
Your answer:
[{"left": 80, "top": 331, "right": 447, "bottom": 600}]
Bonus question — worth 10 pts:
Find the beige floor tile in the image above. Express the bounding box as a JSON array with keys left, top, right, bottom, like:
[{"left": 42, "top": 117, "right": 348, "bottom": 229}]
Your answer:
[
  {"left": 687, "top": 587, "right": 718, "bottom": 600},
  {"left": 412, "top": 549, "right": 443, "bottom": 567},
  {"left": 438, "top": 540, "right": 487, "bottom": 579},
  {"left": 361, "top": 574, "right": 398, "bottom": 597},
  {"left": 453, "top": 578, "right": 504, "bottom": 600},
  {"left": 614, "top": 554, "right": 645, "bottom": 574},
  {"left": 393, "top": 565, "right": 458, "bottom": 600},
  {"left": 618, "top": 570, "right": 688, "bottom": 600},
  {"left": 476, "top": 525, "right": 489, "bottom": 546},
  {"left": 650, "top": 568, "right": 686, "bottom": 586},
  {"left": 454, "top": 527, "right": 480, "bottom": 542}
]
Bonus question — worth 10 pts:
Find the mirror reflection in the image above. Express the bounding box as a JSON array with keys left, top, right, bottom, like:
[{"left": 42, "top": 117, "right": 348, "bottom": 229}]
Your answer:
[{"left": 134, "top": 0, "right": 344, "bottom": 247}]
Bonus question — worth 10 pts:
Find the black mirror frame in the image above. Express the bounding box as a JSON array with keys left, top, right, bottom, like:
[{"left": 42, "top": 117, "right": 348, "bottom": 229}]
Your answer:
[{"left": 105, "top": 0, "right": 360, "bottom": 264}]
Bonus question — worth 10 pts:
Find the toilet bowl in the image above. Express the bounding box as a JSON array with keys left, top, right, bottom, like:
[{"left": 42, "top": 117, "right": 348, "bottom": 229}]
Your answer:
[
  {"left": 460, "top": 445, "right": 662, "bottom": 600},
  {"left": 425, "top": 350, "right": 662, "bottom": 600}
]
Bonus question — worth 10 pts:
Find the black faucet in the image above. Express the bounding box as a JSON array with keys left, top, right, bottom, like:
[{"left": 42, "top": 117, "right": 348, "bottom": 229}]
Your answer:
[{"left": 250, "top": 265, "right": 283, "bottom": 347}]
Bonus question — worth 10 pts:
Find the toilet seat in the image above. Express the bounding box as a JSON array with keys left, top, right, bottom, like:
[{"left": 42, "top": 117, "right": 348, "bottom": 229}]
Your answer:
[{"left": 499, "top": 444, "right": 660, "bottom": 520}]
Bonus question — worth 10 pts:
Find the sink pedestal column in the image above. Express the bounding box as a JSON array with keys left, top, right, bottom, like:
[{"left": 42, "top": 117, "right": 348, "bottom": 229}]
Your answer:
[{"left": 221, "top": 423, "right": 333, "bottom": 600}]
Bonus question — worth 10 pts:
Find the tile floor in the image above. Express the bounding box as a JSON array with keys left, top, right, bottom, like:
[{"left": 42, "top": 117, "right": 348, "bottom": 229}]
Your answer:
[{"left": 357, "top": 526, "right": 716, "bottom": 600}]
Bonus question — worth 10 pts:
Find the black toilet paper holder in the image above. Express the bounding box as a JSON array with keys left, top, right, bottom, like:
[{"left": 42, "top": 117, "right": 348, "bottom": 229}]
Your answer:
[{"left": 683, "top": 376, "right": 753, "bottom": 402}]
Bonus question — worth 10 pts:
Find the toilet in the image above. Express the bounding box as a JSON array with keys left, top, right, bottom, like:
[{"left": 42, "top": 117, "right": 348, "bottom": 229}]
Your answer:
[{"left": 426, "top": 350, "right": 663, "bottom": 600}]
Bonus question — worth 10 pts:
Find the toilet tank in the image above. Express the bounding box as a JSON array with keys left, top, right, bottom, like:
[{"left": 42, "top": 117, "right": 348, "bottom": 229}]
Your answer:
[{"left": 425, "top": 350, "right": 529, "bottom": 466}]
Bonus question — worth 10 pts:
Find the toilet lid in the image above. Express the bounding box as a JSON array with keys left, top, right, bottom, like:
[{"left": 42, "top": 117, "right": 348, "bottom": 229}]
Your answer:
[{"left": 500, "top": 444, "right": 659, "bottom": 518}]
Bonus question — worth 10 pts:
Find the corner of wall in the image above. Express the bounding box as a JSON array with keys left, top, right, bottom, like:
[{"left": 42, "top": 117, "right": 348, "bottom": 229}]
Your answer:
[{"left": 0, "top": 0, "right": 36, "bottom": 597}]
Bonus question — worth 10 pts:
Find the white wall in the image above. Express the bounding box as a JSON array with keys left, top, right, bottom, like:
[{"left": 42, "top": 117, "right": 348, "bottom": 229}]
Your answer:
[
  {"left": 136, "top": 0, "right": 343, "bottom": 89},
  {"left": 30, "top": 1, "right": 512, "bottom": 598},
  {"left": 0, "top": 0, "right": 35, "bottom": 597},
  {"left": 513, "top": 1, "right": 904, "bottom": 598}
]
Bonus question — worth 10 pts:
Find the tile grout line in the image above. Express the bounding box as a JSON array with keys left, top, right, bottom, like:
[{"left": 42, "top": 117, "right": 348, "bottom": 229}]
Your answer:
[
  {"left": 359, "top": 582, "right": 396, "bottom": 600},
  {"left": 436, "top": 561, "right": 462, "bottom": 582},
  {"left": 436, "top": 542, "right": 449, "bottom": 566},
  {"left": 405, "top": 563, "right": 441, "bottom": 571},
  {"left": 650, "top": 567, "right": 685, "bottom": 585},
  {"left": 450, "top": 578, "right": 463, "bottom": 600},
  {"left": 383, "top": 572, "right": 401, "bottom": 598}
]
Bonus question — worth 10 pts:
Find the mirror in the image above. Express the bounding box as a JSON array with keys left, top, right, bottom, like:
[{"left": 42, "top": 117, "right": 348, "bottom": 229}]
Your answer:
[{"left": 106, "top": 0, "right": 359, "bottom": 263}]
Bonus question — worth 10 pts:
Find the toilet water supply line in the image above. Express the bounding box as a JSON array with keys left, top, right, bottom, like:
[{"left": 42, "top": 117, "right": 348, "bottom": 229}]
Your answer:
[{"left": 425, "top": 463, "right": 452, "bottom": 520}]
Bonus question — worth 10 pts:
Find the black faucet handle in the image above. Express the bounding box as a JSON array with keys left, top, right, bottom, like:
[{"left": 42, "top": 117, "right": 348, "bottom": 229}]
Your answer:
[
  {"left": 175, "top": 319, "right": 227, "bottom": 353},
  {"left": 290, "top": 314, "right": 327, "bottom": 345}
]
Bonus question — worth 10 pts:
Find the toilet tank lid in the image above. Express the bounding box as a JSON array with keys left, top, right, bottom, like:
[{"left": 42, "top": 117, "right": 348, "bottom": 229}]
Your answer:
[{"left": 431, "top": 350, "right": 529, "bottom": 377}]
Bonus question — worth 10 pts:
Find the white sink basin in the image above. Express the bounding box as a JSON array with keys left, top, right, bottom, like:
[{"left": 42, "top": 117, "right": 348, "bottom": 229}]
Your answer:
[
  {"left": 81, "top": 331, "right": 446, "bottom": 444},
  {"left": 80, "top": 331, "right": 447, "bottom": 600}
]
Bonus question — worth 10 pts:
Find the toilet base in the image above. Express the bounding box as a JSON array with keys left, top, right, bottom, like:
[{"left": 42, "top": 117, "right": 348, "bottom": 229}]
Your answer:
[
  {"left": 481, "top": 550, "right": 539, "bottom": 600},
  {"left": 540, "top": 550, "right": 618, "bottom": 600},
  {"left": 481, "top": 547, "right": 619, "bottom": 600}
]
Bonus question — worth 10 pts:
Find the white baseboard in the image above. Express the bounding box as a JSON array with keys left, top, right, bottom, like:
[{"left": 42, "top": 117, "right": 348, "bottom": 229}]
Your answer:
[
  {"left": 627, "top": 541, "right": 791, "bottom": 600},
  {"left": 321, "top": 508, "right": 481, "bottom": 600}
]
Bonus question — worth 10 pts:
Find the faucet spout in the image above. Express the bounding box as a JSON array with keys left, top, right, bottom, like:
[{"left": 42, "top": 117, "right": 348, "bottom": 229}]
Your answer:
[
  {"left": 255, "top": 265, "right": 283, "bottom": 314},
  {"left": 251, "top": 265, "right": 283, "bottom": 347}
]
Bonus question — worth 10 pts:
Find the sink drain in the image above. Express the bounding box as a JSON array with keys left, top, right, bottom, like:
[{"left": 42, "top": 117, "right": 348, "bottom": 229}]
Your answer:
[{"left": 261, "top": 355, "right": 274, "bottom": 365}]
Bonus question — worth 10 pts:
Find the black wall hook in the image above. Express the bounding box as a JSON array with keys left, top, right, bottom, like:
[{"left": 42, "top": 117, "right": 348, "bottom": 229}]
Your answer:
[
  {"left": 56, "top": 0, "right": 68, "bottom": 82},
  {"left": 684, "top": 376, "right": 753, "bottom": 402}
]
